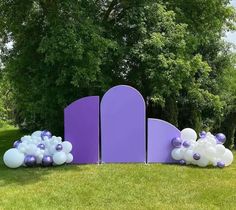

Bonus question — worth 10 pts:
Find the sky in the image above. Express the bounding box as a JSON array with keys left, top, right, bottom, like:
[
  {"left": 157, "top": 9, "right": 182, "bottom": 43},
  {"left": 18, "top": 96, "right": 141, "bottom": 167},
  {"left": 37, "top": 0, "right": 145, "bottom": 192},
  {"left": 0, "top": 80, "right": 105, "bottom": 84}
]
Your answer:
[{"left": 226, "top": 0, "right": 236, "bottom": 45}]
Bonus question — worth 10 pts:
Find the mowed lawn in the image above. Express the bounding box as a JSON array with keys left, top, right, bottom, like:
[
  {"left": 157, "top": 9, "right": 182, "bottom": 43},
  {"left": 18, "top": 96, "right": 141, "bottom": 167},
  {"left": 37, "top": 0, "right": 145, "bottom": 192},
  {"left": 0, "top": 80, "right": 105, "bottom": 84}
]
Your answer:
[{"left": 0, "top": 125, "right": 235, "bottom": 210}]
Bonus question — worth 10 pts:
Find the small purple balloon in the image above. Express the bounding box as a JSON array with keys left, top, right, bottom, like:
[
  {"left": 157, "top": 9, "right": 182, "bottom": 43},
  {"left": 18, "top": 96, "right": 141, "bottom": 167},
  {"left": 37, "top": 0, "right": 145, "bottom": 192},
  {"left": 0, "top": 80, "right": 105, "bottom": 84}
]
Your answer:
[
  {"left": 42, "top": 155, "right": 53, "bottom": 167},
  {"left": 183, "top": 141, "right": 190, "bottom": 148},
  {"left": 24, "top": 155, "right": 37, "bottom": 167},
  {"left": 215, "top": 133, "right": 226, "bottom": 144},
  {"left": 171, "top": 137, "right": 182, "bottom": 148},
  {"left": 41, "top": 130, "right": 52, "bottom": 140},
  {"left": 193, "top": 153, "right": 201, "bottom": 160},
  {"left": 179, "top": 159, "right": 186, "bottom": 165},
  {"left": 199, "top": 131, "right": 206, "bottom": 138},
  {"left": 37, "top": 143, "right": 45, "bottom": 150},
  {"left": 13, "top": 140, "right": 22, "bottom": 148},
  {"left": 55, "top": 144, "right": 63, "bottom": 151},
  {"left": 217, "top": 161, "right": 225, "bottom": 168}
]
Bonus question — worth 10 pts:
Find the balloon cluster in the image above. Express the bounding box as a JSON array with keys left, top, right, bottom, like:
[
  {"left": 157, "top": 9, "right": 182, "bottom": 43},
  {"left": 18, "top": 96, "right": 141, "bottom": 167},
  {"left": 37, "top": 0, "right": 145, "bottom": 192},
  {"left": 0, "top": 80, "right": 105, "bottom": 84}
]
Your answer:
[
  {"left": 171, "top": 128, "right": 234, "bottom": 168},
  {"left": 3, "top": 130, "right": 73, "bottom": 168}
]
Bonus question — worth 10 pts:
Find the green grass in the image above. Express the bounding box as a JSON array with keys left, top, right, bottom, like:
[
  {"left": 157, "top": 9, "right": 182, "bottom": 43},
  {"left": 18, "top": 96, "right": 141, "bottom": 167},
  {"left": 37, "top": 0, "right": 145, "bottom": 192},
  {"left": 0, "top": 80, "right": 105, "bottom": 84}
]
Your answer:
[{"left": 0, "top": 125, "right": 236, "bottom": 210}]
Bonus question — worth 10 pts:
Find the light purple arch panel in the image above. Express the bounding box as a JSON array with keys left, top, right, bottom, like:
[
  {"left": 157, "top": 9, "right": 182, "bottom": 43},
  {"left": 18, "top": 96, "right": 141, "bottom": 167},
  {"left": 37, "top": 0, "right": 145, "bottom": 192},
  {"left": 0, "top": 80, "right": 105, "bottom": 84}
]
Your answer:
[
  {"left": 64, "top": 96, "right": 99, "bottom": 164},
  {"left": 101, "top": 85, "right": 146, "bottom": 163},
  {"left": 147, "top": 118, "right": 180, "bottom": 163}
]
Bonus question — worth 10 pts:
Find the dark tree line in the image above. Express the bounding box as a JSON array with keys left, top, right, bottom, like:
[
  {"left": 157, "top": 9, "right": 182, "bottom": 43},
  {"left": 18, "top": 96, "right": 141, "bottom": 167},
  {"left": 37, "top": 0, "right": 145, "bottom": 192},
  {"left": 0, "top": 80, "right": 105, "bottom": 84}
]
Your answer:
[{"left": 0, "top": 0, "right": 235, "bottom": 147}]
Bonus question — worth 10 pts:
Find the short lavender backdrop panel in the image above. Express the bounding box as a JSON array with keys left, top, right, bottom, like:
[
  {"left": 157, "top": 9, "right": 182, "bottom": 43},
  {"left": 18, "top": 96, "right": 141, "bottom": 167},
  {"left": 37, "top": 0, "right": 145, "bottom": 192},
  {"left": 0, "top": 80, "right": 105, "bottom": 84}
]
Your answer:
[
  {"left": 101, "top": 85, "right": 146, "bottom": 163},
  {"left": 147, "top": 118, "right": 180, "bottom": 163},
  {"left": 64, "top": 96, "right": 99, "bottom": 164}
]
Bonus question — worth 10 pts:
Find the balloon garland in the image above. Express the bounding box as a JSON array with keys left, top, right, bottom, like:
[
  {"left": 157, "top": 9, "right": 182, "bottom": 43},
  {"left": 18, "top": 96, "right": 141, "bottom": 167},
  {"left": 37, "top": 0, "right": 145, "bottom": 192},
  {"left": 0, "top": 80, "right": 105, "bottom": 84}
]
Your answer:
[
  {"left": 171, "top": 128, "right": 234, "bottom": 168},
  {"left": 3, "top": 130, "right": 73, "bottom": 168}
]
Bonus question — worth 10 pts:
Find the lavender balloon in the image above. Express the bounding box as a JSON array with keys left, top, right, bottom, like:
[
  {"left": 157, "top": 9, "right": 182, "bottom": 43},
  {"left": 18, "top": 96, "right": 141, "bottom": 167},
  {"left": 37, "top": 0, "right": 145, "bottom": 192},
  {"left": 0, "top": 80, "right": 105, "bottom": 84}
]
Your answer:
[
  {"left": 217, "top": 161, "right": 225, "bottom": 168},
  {"left": 193, "top": 153, "right": 201, "bottom": 160},
  {"left": 37, "top": 143, "right": 45, "bottom": 150},
  {"left": 56, "top": 144, "right": 63, "bottom": 151},
  {"left": 41, "top": 130, "right": 52, "bottom": 140},
  {"left": 215, "top": 133, "right": 226, "bottom": 144},
  {"left": 179, "top": 159, "right": 186, "bottom": 165},
  {"left": 24, "top": 155, "right": 37, "bottom": 167},
  {"left": 183, "top": 141, "right": 190, "bottom": 148},
  {"left": 13, "top": 140, "right": 22, "bottom": 148},
  {"left": 42, "top": 155, "right": 53, "bottom": 167},
  {"left": 199, "top": 131, "right": 206, "bottom": 138},
  {"left": 171, "top": 137, "right": 182, "bottom": 148}
]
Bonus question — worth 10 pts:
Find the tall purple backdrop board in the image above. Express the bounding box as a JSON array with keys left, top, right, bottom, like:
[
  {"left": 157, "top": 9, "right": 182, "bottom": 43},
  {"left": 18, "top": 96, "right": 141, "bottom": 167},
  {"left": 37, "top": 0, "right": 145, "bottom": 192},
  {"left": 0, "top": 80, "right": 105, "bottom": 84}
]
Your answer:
[
  {"left": 64, "top": 96, "right": 99, "bottom": 164},
  {"left": 101, "top": 85, "right": 146, "bottom": 163},
  {"left": 147, "top": 118, "right": 180, "bottom": 163}
]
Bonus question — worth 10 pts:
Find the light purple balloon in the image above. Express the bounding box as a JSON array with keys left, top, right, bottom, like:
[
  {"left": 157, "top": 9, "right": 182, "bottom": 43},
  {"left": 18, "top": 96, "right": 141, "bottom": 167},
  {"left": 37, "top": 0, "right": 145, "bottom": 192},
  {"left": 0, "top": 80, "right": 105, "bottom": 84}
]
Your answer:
[
  {"left": 199, "top": 131, "right": 206, "bottom": 138},
  {"left": 193, "top": 153, "right": 200, "bottom": 160},
  {"left": 42, "top": 155, "right": 53, "bottom": 167},
  {"left": 13, "top": 140, "right": 22, "bottom": 148},
  {"left": 179, "top": 159, "right": 186, "bottom": 165},
  {"left": 37, "top": 143, "right": 45, "bottom": 150},
  {"left": 24, "top": 155, "right": 37, "bottom": 167},
  {"left": 41, "top": 130, "right": 52, "bottom": 139},
  {"left": 183, "top": 141, "right": 190, "bottom": 148},
  {"left": 171, "top": 137, "right": 182, "bottom": 148},
  {"left": 217, "top": 161, "right": 225, "bottom": 168},
  {"left": 215, "top": 133, "right": 226, "bottom": 144},
  {"left": 56, "top": 144, "right": 63, "bottom": 151}
]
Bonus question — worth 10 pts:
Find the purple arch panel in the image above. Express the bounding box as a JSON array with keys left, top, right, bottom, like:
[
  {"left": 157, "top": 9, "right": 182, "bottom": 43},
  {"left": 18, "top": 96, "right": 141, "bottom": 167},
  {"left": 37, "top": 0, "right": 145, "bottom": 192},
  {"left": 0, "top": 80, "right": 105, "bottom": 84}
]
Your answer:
[
  {"left": 101, "top": 85, "right": 146, "bottom": 163},
  {"left": 147, "top": 118, "right": 180, "bottom": 163},
  {"left": 64, "top": 96, "right": 99, "bottom": 164}
]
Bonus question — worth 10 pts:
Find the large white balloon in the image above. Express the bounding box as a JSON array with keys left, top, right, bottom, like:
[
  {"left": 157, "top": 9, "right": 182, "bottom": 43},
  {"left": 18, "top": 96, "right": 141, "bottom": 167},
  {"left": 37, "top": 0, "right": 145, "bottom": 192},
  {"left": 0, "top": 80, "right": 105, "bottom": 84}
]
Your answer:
[
  {"left": 197, "top": 156, "right": 209, "bottom": 167},
  {"left": 181, "top": 128, "right": 197, "bottom": 141},
  {"left": 53, "top": 151, "right": 67, "bottom": 165},
  {"left": 183, "top": 149, "right": 194, "bottom": 162},
  {"left": 3, "top": 148, "right": 24, "bottom": 168},
  {"left": 62, "top": 141, "right": 72, "bottom": 153},
  {"left": 221, "top": 149, "right": 233, "bottom": 166},
  {"left": 215, "top": 144, "right": 225, "bottom": 156}
]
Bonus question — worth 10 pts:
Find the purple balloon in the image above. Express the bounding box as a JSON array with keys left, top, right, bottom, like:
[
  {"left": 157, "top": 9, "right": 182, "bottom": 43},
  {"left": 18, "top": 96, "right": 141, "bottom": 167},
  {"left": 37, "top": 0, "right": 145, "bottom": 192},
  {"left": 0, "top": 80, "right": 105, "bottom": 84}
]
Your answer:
[
  {"left": 13, "top": 140, "right": 22, "bottom": 148},
  {"left": 42, "top": 155, "right": 53, "bottom": 167},
  {"left": 37, "top": 143, "right": 45, "bottom": 150},
  {"left": 215, "top": 133, "right": 226, "bottom": 144},
  {"left": 193, "top": 153, "right": 200, "bottom": 160},
  {"left": 171, "top": 137, "right": 182, "bottom": 148},
  {"left": 217, "top": 161, "right": 225, "bottom": 168},
  {"left": 183, "top": 141, "right": 190, "bottom": 148},
  {"left": 56, "top": 144, "right": 63, "bottom": 151},
  {"left": 41, "top": 130, "right": 52, "bottom": 139},
  {"left": 199, "top": 131, "right": 206, "bottom": 138},
  {"left": 179, "top": 159, "right": 186, "bottom": 165},
  {"left": 24, "top": 155, "right": 37, "bottom": 167}
]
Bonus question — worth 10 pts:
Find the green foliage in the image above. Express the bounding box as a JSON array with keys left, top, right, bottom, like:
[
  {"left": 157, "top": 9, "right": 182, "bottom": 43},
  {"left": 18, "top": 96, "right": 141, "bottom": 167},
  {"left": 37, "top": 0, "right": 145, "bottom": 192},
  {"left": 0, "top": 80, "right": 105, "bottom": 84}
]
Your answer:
[{"left": 0, "top": 0, "right": 235, "bottom": 143}]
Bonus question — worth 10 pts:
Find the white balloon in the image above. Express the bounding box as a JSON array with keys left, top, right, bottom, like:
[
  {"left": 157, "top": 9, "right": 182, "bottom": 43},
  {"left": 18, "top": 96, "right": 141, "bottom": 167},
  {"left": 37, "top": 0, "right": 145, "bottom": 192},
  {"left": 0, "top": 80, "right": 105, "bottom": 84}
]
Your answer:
[
  {"left": 205, "top": 147, "right": 216, "bottom": 160},
  {"left": 31, "top": 131, "right": 42, "bottom": 138},
  {"left": 62, "top": 141, "right": 72, "bottom": 153},
  {"left": 18, "top": 144, "right": 26, "bottom": 153},
  {"left": 171, "top": 148, "right": 183, "bottom": 160},
  {"left": 3, "top": 148, "right": 24, "bottom": 168},
  {"left": 197, "top": 156, "right": 209, "bottom": 167},
  {"left": 215, "top": 144, "right": 225, "bottom": 156},
  {"left": 181, "top": 128, "right": 197, "bottom": 141},
  {"left": 183, "top": 149, "right": 194, "bottom": 162},
  {"left": 221, "top": 149, "right": 233, "bottom": 166},
  {"left": 53, "top": 151, "right": 67, "bottom": 165},
  {"left": 66, "top": 153, "right": 73, "bottom": 163}
]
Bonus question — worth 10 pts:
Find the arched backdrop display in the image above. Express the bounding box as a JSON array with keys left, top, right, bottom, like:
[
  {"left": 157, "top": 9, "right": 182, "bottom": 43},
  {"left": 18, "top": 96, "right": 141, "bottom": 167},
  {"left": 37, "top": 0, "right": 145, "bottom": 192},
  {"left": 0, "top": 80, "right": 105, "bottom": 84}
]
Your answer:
[
  {"left": 64, "top": 85, "right": 180, "bottom": 164},
  {"left": 101, "top": 85, "right": 146, "bottom": 163}
]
